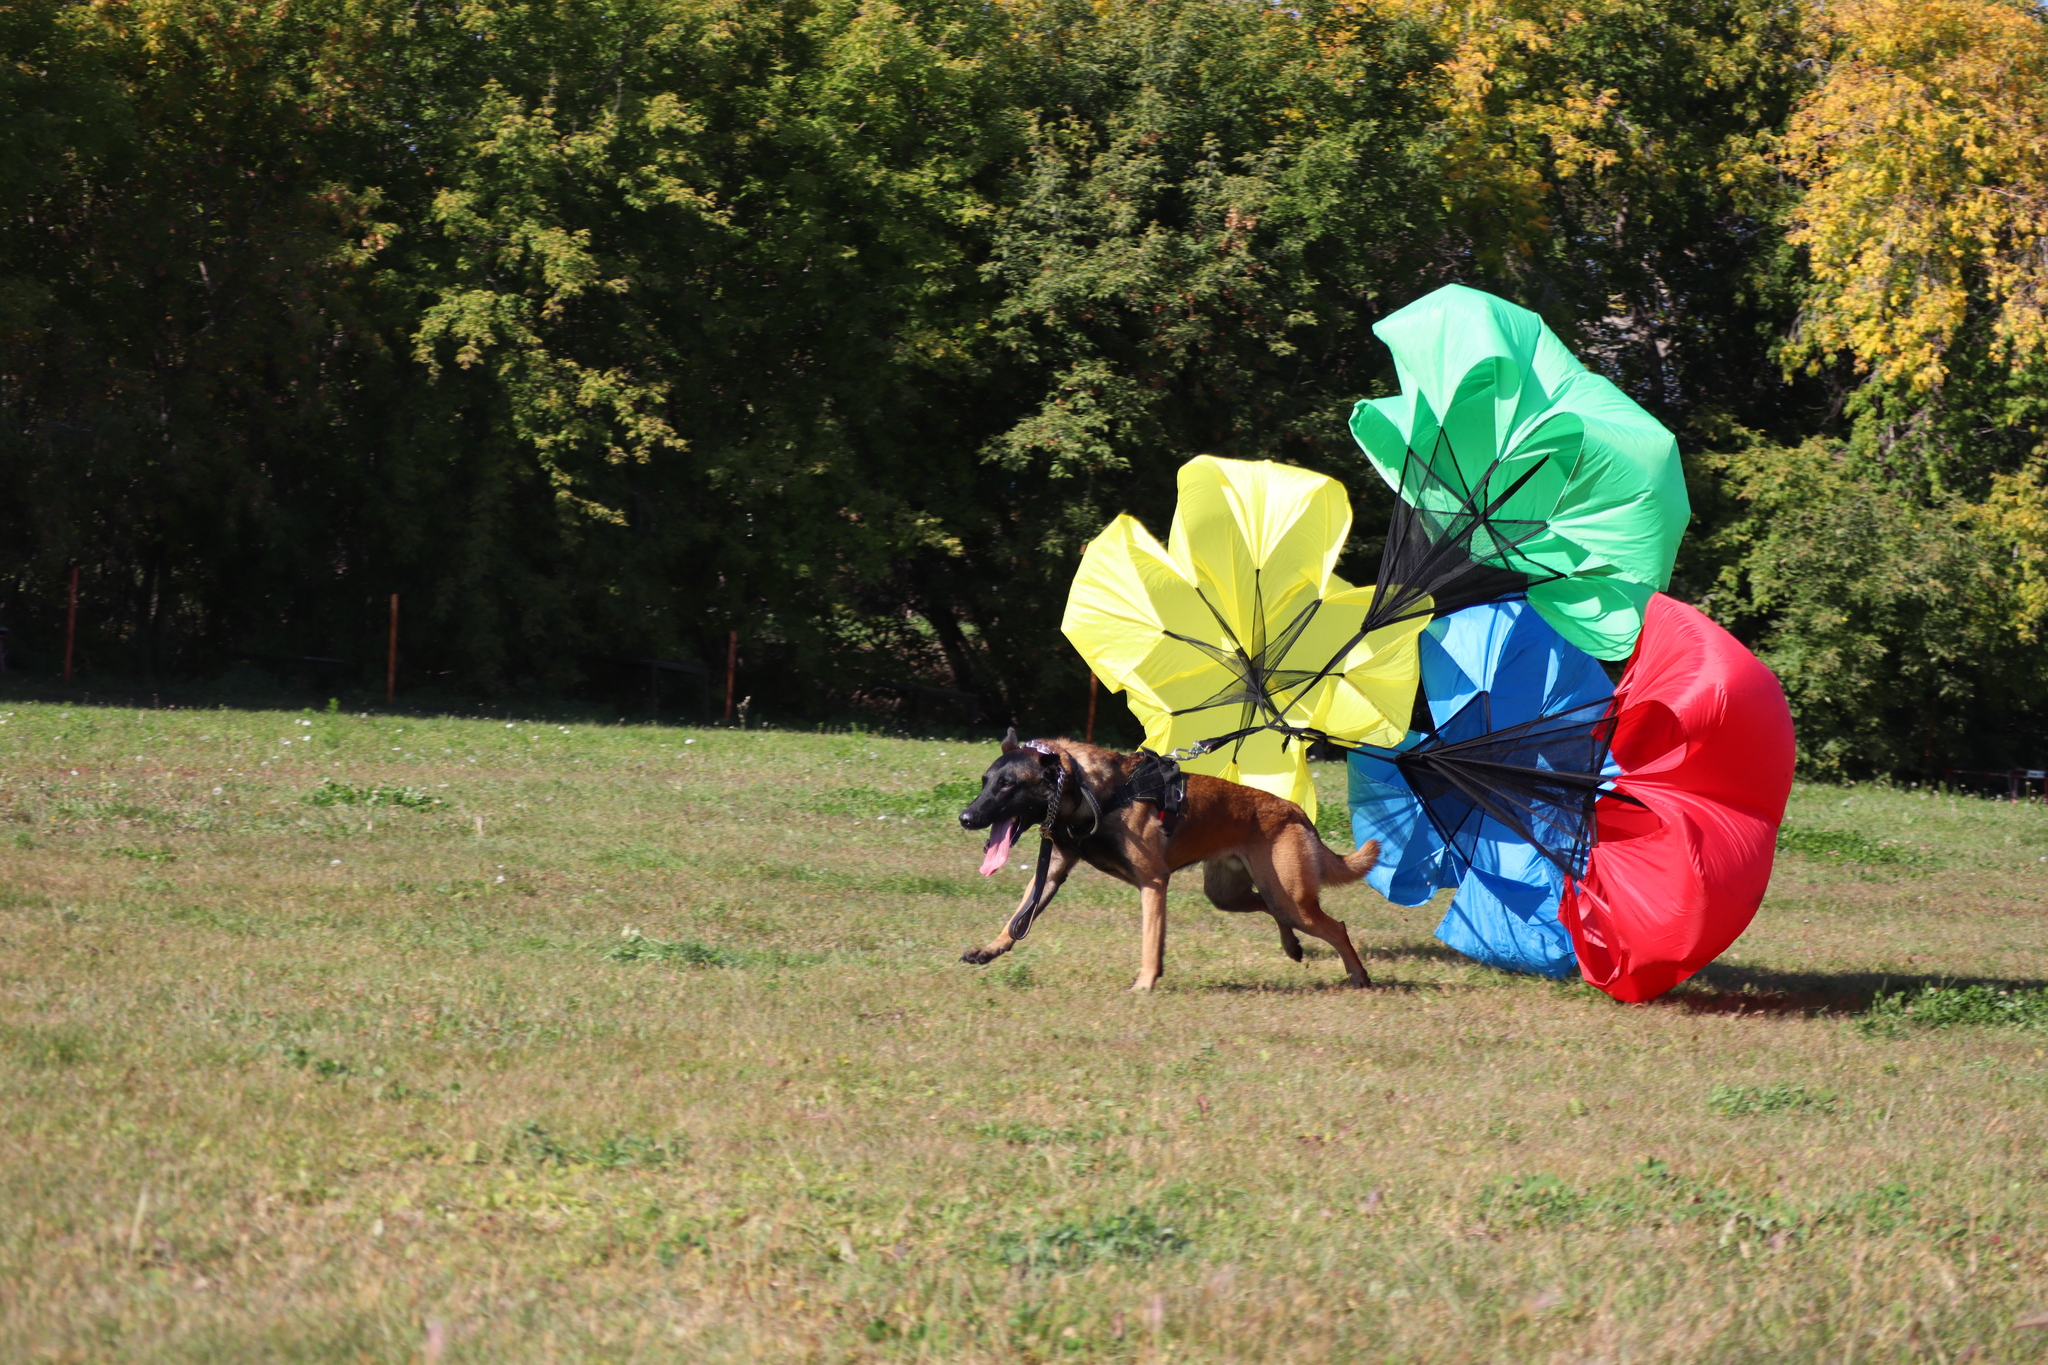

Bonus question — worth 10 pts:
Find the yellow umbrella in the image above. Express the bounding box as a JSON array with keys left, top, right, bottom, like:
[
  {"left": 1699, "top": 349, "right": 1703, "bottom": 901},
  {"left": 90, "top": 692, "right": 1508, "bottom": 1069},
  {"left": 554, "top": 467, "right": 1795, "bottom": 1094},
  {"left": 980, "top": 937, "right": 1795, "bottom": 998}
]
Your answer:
[{"left": 1061, "top": 457, "right": 1429, "bottom": 820}]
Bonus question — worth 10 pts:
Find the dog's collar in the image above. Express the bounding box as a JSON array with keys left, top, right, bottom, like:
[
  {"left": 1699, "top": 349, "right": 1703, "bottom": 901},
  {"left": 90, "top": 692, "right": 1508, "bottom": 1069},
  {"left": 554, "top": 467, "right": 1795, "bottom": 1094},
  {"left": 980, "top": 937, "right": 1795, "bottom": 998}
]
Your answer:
[{"left": 1020, "top": 739, "right": 1104, "bottom": 842}]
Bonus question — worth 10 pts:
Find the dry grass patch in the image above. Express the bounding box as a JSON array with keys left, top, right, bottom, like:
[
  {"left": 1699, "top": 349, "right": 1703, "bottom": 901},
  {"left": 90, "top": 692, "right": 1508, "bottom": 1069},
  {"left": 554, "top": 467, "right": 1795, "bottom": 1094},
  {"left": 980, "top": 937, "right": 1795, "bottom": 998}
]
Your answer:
[{"left": 0, "top": 700, "right": 2044, "bottom": 1362}]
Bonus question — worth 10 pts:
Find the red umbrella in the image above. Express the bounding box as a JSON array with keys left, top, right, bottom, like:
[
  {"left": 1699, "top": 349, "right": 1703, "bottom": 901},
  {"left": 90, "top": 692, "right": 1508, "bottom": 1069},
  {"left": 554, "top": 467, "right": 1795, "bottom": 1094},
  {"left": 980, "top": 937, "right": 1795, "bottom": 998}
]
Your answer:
[{"left": 1559, "top": 593, "right": 1795, "bottom": 1002}]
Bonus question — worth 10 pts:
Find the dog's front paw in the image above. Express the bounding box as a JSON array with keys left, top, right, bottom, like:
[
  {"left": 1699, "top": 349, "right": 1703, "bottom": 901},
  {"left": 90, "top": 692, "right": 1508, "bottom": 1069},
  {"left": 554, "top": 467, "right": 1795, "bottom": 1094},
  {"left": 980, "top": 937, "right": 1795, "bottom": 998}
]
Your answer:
[{"left": 960, "top": 947, "right": 1001, "bottom": 966}]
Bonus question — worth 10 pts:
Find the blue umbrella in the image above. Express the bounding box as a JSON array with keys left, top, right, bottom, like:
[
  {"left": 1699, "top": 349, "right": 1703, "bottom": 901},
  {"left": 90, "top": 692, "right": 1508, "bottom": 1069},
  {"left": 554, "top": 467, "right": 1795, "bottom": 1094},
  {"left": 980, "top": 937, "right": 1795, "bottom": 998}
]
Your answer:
[{"left": 1349, "top": 600, "right": 1615, "bottom": 976}]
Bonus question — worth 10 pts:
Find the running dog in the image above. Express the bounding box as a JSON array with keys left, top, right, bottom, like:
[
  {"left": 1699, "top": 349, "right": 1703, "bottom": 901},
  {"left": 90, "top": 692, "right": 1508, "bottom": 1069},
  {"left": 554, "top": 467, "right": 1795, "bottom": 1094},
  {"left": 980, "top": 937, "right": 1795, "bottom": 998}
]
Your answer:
[{"left": 957, "top": 729, "right": 1379, "bottom": 991}]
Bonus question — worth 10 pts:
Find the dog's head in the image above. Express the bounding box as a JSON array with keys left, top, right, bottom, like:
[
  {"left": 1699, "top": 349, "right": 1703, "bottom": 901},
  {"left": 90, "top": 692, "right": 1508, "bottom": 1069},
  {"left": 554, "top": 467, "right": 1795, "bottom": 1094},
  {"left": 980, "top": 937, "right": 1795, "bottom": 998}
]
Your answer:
[{"left": 959, "top": 726, "right": 1063, "bottom": 875}]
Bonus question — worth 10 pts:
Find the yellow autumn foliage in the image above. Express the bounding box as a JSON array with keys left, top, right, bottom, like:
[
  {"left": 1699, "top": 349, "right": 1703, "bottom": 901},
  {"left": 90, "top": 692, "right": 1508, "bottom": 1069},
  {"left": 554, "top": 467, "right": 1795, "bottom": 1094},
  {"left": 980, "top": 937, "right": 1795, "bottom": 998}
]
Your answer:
[
  {"left": 1378, "top": 0, "right": 1552, "bottom": 263},
  {"left": 1780, "top": 0, "right": 2048, "bottom": 392}
]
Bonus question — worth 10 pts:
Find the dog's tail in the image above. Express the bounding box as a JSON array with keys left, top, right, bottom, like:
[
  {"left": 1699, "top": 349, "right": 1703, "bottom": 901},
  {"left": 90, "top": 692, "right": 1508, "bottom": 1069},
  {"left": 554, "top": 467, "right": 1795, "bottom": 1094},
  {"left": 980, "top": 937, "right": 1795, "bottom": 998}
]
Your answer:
[{"left": 1317, "top": 838, "right": 1380, "bottom": 885}]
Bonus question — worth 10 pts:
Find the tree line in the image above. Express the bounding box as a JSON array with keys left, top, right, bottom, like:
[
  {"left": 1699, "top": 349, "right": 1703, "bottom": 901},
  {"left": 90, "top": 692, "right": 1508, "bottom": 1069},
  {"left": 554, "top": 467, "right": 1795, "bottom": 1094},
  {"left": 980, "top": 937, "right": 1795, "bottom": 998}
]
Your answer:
[{"left": 3, "top": 0, "right": 2046, "bottom": 775}]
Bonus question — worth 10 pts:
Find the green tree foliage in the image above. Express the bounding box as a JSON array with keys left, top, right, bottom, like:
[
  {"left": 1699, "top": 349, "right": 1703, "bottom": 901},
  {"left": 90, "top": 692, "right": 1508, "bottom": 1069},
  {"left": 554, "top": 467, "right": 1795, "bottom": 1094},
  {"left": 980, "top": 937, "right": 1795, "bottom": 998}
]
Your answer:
[
  {"left": 917, "top": 0, "right": 1450, "bottom": 716},
  {"left": 1706, "top": 439, "right": 2027, "bottom": 775},
  {"left": 1702, "top": 0, "right": 2048, "bottom": 776},
  {"left": 3, "top": 0, "right": 2047, "bottom": 775},
  {"left": 0, "top": 0, "right": 1456, "bottom": 720},
  {"left": 1418, "top": 0, "right": 1813, "bottom": 430}
]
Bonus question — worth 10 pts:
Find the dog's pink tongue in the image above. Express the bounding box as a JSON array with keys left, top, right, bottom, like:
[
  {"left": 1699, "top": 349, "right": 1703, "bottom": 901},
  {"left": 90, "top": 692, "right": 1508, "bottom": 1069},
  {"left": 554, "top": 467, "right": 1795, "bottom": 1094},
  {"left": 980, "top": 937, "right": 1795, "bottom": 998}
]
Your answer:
[{"left": 979, "top": 818, "right": 1019, "bottom": 876}]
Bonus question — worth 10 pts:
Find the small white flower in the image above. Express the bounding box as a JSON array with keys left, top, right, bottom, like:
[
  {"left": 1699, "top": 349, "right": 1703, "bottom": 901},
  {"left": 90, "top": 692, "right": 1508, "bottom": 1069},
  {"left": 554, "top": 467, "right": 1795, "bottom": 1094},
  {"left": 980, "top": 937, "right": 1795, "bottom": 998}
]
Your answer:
[
  {"left": 330, "top": 859, "right": 341, "bottom": 866},
  {"left": 212, "top": 787, "right": 223, "bottom": 795}
]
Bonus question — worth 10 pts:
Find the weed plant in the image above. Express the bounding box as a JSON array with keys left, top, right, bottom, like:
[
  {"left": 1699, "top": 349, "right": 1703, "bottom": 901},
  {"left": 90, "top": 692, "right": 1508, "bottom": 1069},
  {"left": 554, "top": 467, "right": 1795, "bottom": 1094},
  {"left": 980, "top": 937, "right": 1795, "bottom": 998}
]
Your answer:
[
  {"left": 1860, "top": 983, "right": 2048, "bottom": 1035},
  {"left": 1705, "top": 1082, "right": 1841, "bottom": 1116},
  {"left": 1778, "top": 822, "right": 1937, "bottom": 868},
  {"left": 306, "top": 778, "right": 444, "bottom": 810}
]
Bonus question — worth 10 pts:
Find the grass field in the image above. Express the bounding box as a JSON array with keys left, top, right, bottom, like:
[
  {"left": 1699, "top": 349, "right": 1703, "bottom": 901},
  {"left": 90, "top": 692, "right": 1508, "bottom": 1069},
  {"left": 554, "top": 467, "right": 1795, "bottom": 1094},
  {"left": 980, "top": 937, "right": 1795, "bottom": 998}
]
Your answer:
[{"left": 1, "top": 698, "right": 2045, "bottom": 1363}]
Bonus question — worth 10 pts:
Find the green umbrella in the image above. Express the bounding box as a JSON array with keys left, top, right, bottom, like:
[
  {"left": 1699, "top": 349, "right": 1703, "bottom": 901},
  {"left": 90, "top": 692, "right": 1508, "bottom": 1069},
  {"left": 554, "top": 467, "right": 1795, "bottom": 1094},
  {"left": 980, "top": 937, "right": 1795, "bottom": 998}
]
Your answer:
[{"left": 1349, "top": 285, "right": 1688, "bottom": 660}]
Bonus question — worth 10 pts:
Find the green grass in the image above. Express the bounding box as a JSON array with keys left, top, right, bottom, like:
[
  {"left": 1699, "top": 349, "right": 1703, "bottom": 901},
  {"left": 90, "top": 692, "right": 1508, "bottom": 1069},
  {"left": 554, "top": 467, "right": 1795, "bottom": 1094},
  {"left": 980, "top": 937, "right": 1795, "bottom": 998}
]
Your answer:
[
  {"left": 1860, "top": 983, "right": 2048, "bottom": 1035},
  {"left": 809, "top": 776, "right": 985, "bottom": 820},
  {"left": 1777, "top": 821, "right": 1936, "bottom": 868},
  {"left": 992, "top": 1208, "right": 1191, "bottom": 1269},
  {"left": 603, "top": 927, "right": 819, "bottom": 969},
  {"left": 305, "top": 778, "right": 445, "bottom": 810},
  {"left": 1705, "top": 1081, "right": 1842, "bottom": 1116},
  {"left": 0, "top": 700, "right": 2045, "bottom": 1362}
]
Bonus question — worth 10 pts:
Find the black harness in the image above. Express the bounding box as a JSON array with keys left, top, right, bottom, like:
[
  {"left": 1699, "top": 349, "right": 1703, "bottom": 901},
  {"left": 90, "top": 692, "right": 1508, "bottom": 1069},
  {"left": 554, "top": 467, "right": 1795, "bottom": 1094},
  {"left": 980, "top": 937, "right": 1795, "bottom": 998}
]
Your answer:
[
  {"left": 1006, "top": 744, "right": 1185, "bottom": 943},
  {"left": 1108, "top": 749, "right": 1187, "bottom": 836}
]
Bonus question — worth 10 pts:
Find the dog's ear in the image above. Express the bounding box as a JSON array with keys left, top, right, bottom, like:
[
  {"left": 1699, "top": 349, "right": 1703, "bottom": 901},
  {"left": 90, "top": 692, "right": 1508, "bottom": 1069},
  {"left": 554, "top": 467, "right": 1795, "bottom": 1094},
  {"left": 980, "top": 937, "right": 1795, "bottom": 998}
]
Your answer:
[{"left": 1001, "top": 725, "right": 1020, "bottom": 753}]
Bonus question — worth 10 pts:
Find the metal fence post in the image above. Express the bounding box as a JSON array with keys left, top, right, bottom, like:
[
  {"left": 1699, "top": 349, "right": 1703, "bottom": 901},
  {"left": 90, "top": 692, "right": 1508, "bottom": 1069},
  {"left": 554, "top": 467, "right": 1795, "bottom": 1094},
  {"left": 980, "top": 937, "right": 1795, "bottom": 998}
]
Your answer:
[{"left": 63, "top": 566, "right": 78, "bottom": 682}]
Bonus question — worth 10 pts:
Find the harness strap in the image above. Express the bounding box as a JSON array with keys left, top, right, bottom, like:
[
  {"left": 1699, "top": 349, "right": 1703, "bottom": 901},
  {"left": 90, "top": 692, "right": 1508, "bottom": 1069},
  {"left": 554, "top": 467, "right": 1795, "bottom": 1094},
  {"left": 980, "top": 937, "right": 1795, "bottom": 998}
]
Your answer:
[
  {"left": 1075, "top": 776, "right": 1104, "bottom": 838},
  {"left": 1007, "top": 835, "right": 1057, "bottom": 943},
  {"left": 1008, "top": 743, "right": 1070, "bottom": 943}
]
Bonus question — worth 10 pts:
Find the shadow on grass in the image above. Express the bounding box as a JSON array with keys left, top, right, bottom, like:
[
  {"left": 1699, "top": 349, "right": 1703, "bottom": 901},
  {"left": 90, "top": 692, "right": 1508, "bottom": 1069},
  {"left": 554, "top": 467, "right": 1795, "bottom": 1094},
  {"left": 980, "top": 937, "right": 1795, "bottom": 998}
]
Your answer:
[
  {"left": 1189, "top": 937, "right": 1492, "bottom": 994},
  {"left": 1365, "top": 941, "right": 1492, "bottom": 967},
  {"left": 1195, "top": 978, "right": 1421, "bottom": 995},
  {"left": 1659, "top": 962, "right": 2048, "bottom": 1017},
  {"left": 1190, "top": 943, "right": 2048, "bottom": 1014}
]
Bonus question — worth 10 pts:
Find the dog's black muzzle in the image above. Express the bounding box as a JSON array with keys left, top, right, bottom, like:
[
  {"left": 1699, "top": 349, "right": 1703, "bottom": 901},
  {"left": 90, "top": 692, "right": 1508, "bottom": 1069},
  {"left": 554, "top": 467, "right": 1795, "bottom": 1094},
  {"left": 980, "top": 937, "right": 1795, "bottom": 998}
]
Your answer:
[{"left": 960, "top": 799, "right": 1030, "bottom": 832}]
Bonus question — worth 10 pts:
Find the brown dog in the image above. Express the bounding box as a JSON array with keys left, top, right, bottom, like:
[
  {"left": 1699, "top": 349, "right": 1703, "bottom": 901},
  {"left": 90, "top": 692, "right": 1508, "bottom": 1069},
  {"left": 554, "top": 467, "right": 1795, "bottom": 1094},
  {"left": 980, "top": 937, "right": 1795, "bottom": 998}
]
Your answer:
[{"left": 957, "top": 729, "right": 1379, "bottom": 990}]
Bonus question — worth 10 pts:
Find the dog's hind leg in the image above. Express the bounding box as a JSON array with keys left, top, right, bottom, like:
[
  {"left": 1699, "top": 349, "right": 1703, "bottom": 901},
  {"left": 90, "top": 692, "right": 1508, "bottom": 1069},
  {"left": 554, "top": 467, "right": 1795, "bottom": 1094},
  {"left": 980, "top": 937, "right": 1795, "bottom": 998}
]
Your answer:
[
  {"left": 1203, "top": 855, "right": 1304, "bottom": 963},
  {"left": 1300, "top": 910, "right": 1369, "bottom": 988},
  {"left": 961, "top": 842, "right": 1077, "bottom": 966},
  {"left": 1245, "top": 837, "right": 1372, "bottom": 989}
]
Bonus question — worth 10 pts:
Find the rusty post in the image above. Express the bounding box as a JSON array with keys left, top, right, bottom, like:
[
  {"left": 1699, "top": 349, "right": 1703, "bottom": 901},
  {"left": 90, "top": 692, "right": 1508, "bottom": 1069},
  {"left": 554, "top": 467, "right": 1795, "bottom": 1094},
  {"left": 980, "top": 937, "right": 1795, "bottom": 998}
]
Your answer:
[
  {"left": 1086, "top": 671, "right": 1099, "bottom": 745},
  {"left": 386, "top": 593, "right": 399, "bottom": 704},
  {"left": 723, "top": 630, "right": 738, "bottom": 724},
  {"left": 63, "top": 566, "right": 78, "bottom": 682}
]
